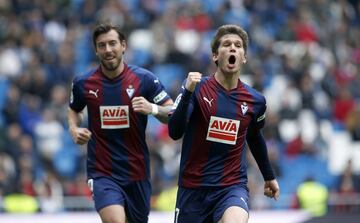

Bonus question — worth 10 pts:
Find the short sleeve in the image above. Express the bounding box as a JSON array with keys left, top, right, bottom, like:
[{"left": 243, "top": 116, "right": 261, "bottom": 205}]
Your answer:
[
  {"left": 69, "top": 77, "right": 86, "bottom": 112},
  {"left": 253, "top": 96, "right": 267, "bottom": 129},
  {"left": 146, "top": 72, "right": 171, "bottom": 105}
]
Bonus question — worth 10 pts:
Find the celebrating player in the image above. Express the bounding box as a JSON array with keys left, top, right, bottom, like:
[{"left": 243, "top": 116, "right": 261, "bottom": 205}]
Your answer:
[
  {"left": 68, "top": 23, "right": 173, "bottom": 223},
  {"left": 168, "top": 24, "right": 280, "bottom": 223}
]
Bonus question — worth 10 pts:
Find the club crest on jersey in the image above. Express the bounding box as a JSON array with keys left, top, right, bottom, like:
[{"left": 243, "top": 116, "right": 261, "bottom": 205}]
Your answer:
[
  {"left": 100, "top": 106, "right": 129, "bottom": 129},
  {"left": 206, "top": 116, "right": 240, "bottom": 145},
  {"left": 241, "top": 102, "right": 248, "bottom": 115},
  {"left": 126, "top": 85, "right": 135, "bottom": 98}
]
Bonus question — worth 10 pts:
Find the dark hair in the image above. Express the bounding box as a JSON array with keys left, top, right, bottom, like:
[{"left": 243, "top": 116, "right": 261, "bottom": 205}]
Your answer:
[
  {"left": 210, "top": 24, "right": 249, "bottom": 55},
  {"left": 92, "top": 23, "right": 126, "bottom": 48}
]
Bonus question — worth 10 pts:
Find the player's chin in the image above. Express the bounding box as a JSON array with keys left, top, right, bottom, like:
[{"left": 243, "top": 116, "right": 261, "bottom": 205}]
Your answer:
[
  {"left": 224, "top": 64, "right": 240, "bottom": 73},
  {"left": 102, "top": 60, "right": 120, "bottom": 71}
]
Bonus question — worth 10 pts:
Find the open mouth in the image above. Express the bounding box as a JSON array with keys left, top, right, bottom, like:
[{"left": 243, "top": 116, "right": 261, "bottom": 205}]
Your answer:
[
  {"left": 228, "top": 55, "right": 236, "bottom": 64},
  {"left": 104, "top": 57, "right": 115, "bottom": 62}
]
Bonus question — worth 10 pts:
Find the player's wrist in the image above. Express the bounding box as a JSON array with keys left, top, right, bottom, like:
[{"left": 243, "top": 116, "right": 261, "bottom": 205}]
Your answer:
[
  {"left": 69, "top": 125, "right": 77, "bottom": 134},
  {"left": 151, "top": 103, "right": 159, "bottom": 116}
]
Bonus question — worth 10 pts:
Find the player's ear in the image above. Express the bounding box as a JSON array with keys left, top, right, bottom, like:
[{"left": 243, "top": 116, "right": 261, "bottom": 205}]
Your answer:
[
  {"left": 94, "top": 43, "right": 99, "bottom": 56},
  {"left": 242, "top": 55, "right": 247, "bottom": 64},
  {"left": 121, "top": 40, "right": 127, "bottom": 52},
  {"left": 212, "top": 53, "right": 218, "bottom": 66}
]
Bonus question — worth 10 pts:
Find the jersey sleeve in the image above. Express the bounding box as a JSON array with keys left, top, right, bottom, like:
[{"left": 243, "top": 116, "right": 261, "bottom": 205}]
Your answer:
[
  {"left": 246, "top": 126, "right": 275, "bottom": 181},
  {"left": 69, "top": 76, "right": 86, "bottom": 112},
  {"left": 252, "top": 96, "right": 267, "bottom": 129},
  {"left": 145, "top": 72, "right": 171, "bottom": 105},
  {"left": 168, "top": 79, "right": 195, "bottom": 140}
]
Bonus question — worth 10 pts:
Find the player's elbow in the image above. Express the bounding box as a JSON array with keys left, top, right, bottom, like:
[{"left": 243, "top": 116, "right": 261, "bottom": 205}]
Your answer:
[
  {"left": 168, "top": 126, "right": 183, "bottom": 140},
  {"left": 168, "top": 119, "right": 184, "bottom": 140}
]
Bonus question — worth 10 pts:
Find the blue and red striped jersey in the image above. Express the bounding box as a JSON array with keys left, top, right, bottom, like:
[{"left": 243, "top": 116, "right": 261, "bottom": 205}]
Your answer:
[
  {"left": 169, "top": 75, "right": 268, "bottom": 188},
  {"left": 69, "top": 64, "right": 171, "bottom": 184}
]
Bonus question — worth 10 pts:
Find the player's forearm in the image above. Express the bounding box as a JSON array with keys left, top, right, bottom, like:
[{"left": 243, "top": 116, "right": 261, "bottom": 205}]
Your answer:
[
  {"left": 154, "top": 104, "right": 173, "bottom": 124},
  {"left": 68, "top": 108, "right": 83, "bottom": 131},
  {"left": 246, "top": 127, "right": 275, "bottom": 181},
  {"left": 168, "top": 89, "right": 192, "bottom": 140}
]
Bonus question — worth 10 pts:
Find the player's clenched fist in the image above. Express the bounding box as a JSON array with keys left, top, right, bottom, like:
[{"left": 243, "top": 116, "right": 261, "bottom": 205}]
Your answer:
[
  {"left": 185, "top": 72, "right": 202, "bottom": 92},
  {"left": 264, "top": 179, "right": 280, "bottom": 200},
  {"left": 70, "top": 127, "right": 92, "bottom": 145},
  {"left": 132, "top": 96, "right": 152, "bottom": 115}
]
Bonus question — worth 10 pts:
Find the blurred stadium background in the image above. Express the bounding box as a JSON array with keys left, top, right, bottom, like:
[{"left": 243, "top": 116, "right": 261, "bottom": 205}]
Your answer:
[{"left": 0, "top": 0, "right": 359, "bottom": 222}]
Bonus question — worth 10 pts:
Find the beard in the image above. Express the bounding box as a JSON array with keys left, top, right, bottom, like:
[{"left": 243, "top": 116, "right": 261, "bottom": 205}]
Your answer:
[{"left": 100, "top": 57, "right": 121, "bottom": 71}]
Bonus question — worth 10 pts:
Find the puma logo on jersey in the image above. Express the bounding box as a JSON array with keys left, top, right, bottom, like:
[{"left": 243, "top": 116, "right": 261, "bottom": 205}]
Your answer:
[
  {"left": 206, "top": 116, "right": 240, "bottom": 145},
  {"left": 203, "top": 96, "right": 214, "bottom": 107},
  {"left": 241, "top": 197, "right": 248, "bottom": 208},
  {"left": 100, "top": 106, "right": 129, "bottom": 129},
  {"left": 89, "top": 89, "right": 99, "bottom": 98}
]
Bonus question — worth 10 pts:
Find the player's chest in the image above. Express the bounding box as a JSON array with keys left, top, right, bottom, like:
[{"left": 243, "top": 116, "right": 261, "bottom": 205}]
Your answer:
[
  {"left": 84, "top": 81, "right": 142, "bottom": 129},
  {"left": 84, "top": 80, "right": 141, "bottom": 107},
  {"left": 195, "top": 91, "right": 253, "bottom": 144},
  {"left": 196, "top": 90, "right": 253, "bottom": 121}
]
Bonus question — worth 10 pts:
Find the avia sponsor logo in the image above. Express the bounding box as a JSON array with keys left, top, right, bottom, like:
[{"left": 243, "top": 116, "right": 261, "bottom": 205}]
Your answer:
[
  {"left": 100, "top": 106, "right": 130, "bottom": 129},
  {"left": 206, "top": 116, "right": 240, "bottom": 145}
]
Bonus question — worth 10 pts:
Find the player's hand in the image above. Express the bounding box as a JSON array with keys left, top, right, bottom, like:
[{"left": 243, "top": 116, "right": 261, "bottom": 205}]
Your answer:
[
  {"left": 132, "top": 96, "right": 152, "bottom": 115},
  {"left": 70, "top": 127, "right": 92, "bottom": 145},
  {"left": 264, "top": 179, "right": 280, "bottom": 200},
  {"left": 185, "top": 72, "right": 202, "bottom": 92}
]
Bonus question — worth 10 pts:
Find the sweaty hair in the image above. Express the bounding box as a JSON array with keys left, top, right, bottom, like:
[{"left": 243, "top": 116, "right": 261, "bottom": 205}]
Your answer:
[
  {"left": 210, "top": 24, "right": 249, "bottom": 55},
  {"left": 92, "top": 23, "right": 126, "bottom": 48}
]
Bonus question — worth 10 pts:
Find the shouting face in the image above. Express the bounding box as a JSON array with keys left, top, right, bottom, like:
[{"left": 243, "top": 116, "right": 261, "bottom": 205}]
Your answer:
[
  {"left": 212, "top": 34, "right": 246, "bottom": 75},
  {"left": 95, "top": 29, "right": 126, "bottom": 72}
]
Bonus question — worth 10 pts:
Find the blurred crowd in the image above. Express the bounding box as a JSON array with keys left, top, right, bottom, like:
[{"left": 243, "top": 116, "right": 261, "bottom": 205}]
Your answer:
[{"left": 0, "top": 0, "right": 359, "bottom": 214}]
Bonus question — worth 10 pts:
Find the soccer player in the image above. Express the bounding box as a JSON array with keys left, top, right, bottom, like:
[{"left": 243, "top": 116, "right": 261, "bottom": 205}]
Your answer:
[
  {"left": 68, "top": 23, "right": 173, "bottom": 223},
  {"left": 168, "top": 24, "right": 280, "bottom": 223}
]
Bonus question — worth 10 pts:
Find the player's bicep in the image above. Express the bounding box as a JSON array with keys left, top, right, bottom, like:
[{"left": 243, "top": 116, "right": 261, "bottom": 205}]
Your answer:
[
  {"left": 146, "top": 74, "right": 171, "bottom": 105},
  {"left": 253, "top": 97, "right": 267, "bottom": 129},
  {"left": 69, "top": 80, "right": 86, "bottom": 112}
]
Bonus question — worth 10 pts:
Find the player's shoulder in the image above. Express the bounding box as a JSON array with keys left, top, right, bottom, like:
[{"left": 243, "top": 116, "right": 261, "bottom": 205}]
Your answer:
[
  {"left": 73, "top": 67, "right": 98, "bottom": 84},
  {"left": 241, "top": 81, "right": 266, "bottom": 103},
  {"left": 127, "top": 64, "right": 155, "bottom": 78},
  {"left": 198, "top": 75, "right": 213, "bottom": 86},
  {"left": 201, "top": 75, "right": 212, "bottom": 82}
]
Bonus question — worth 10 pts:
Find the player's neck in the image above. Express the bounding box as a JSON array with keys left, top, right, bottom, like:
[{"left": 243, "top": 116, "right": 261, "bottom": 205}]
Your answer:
[
  {"left": 214, "top": 71, "right": 240, "bottom": 90},
  {"left": 101, "top": 62, "right": 125, "bottom": 79}
]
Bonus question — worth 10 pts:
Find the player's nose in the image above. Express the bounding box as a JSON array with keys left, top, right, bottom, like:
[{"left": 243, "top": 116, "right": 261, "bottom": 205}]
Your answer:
[{"left": 104, "top": 44, "right": 112, "bottom": 52}]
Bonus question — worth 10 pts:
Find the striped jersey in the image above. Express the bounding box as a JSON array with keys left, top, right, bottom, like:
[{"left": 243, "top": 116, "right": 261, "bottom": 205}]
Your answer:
[
  {"left": 69, "top": 64, "right": 171, "bottom": 184},
  {"left": 169, "top": 75, "right": 268, "bottom": 188}
]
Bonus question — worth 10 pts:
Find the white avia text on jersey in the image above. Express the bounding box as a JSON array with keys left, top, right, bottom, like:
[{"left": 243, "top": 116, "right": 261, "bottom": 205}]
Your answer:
[{"left": 100, "top": 105, "right": 130, "bottom": 129}]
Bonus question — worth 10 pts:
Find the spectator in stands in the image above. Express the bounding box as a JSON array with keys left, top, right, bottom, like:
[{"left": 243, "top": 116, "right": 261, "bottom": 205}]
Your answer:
[
  {"left": 296, "top": 176, "right": 328, "bottom": 217},
  {"left": 334, "top": 159, "right": 360, "bottom": 212},
  {"left": 345, "top": 105, "right": 360, "bottom": 141}
]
